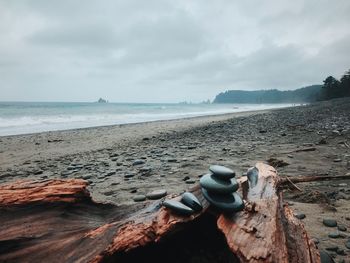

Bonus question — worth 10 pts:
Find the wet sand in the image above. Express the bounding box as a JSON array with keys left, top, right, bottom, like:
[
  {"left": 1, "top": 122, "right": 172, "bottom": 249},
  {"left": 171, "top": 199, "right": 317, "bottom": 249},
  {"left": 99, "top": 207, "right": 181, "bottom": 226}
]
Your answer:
[{"left": 1, "top": 98, "right": 350, "bottom": 260}]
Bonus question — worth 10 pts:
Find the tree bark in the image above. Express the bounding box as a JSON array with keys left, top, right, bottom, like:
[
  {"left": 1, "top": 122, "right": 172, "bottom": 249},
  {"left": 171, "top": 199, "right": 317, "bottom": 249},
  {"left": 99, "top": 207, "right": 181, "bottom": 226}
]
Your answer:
[{"left": 0, "top": 163, "right": 320, "bottom": 263}]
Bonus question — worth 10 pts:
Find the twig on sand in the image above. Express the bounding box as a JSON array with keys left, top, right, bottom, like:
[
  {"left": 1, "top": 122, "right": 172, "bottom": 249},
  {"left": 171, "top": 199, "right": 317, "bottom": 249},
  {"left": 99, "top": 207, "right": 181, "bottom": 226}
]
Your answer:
[
  {"left": 279, "top": 174, "right": 350, "bottom": 185},
  {"left": 284, "top": 176, "right": 303, "bottom": 191}
]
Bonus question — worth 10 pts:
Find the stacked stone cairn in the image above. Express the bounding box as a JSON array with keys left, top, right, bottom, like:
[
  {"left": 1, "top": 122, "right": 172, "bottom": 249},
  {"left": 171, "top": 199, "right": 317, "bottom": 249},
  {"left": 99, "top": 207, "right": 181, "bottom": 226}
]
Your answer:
[
  {"left": 162, "top": 165, "right": 244, "bottom": 215},
  {"left": 200, "top": 165, "right": 244, "bottom": 213}
]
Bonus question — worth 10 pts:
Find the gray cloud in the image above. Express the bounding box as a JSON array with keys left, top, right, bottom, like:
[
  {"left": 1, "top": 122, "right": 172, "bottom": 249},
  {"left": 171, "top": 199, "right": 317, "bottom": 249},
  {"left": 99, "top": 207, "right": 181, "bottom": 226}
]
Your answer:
[{"left": 0, "top": 0, "right": 349, "bottom": 102}]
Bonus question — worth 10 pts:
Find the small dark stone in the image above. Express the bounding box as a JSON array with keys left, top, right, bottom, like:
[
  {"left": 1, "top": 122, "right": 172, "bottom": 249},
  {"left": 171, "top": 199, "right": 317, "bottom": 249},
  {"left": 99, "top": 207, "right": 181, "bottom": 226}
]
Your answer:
[
  {"left": 106, "top": 171, "right": 116, "bottom": 176},
  {"left": 163, "top": 200, "right": 194, "bottom": 215},
  {"left": 185, "top": 179, "right": 196, "bottom": 184},
  {"left": 294, "top": 213, "right": 306, "bottom": 220},
  {"left": 336, "top": 248, "right": 346, "bottom": 255},
  {"left": 311, "top": 237, "right": 319, "bottom": 244},
  {"left": 167, "top": 158, "right": 177, "bottom": 163},
  {"left": 183, "top": 176, "right": 190, "bottom": 181},
  {"left": 124, "top": 173, "right": 135, "bottom": 179},
  {"left": 325, "top": 246, "right": 339, "bottom": 252},
  {"left": 319, "top": 250, "right": 336, "bottom": 263},
  {"left": 146, "top": 189, "right": 167, "bottom": 200},
  {"left": 323, "top": 219, "right": 337, "bottom": 227},
  {"left": 328, "top": 232, "right": 340, "bottom": 238},
  {"left": 345, "top": 240, "right": 350, "bottom": 249},
  {"left": 142, "top": 137, "right": 150, "bottom": 141},
  {"left": 33, "top": 169, "right": 43, "bottom": 175},
  {"left": 133, "top": 195, "right": 146, "bottom": 202},
  {"left": 102, "top": 190, "right": 114, "bottom": 196},
  {"left": 337, "top": 225, "right": 347, "bottom": 231},
  {"left": 181, "top": 192, "right": 202, "bottom": 212},
  {"left": 139, "top": 166, "right": 152, "bottom": 173},
  {"left": 132, "top": 159, "right": 145, "bottom": 166},
  {"left": 318, "top": 138, "right": 328, "bottom": 145}
]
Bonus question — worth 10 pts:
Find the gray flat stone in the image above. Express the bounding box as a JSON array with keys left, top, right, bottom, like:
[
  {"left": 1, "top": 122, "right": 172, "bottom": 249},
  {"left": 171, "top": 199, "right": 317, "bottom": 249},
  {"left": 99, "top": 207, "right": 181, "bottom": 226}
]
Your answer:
[
  {"left": 328, "top": 232, "right": 340, "bottom": 238},
  {"left": 345, "top": 240, "right": 350, "bottom": 249},
  {"left": 209, "top": 165, "right": 235, "bottom": 180},
  {"left": 200, "top": 173, "right": 238, "bottom": 194},
  {"left": 146, "top": 189, "right": 167, "bottom": 200},
  {"left": 133, "top": 159, "right": 145, "bottom": 166},
  {"left": 319, "top": 250, "right": 335, "bottom": 263},
  {"left": 337, "top": 225, "right": 347, "bottom": 231},
  {"left": 163, "top": 200, "right": 194, "bottom": 216},
  {"left": 294, "top": 213, "right": 306, "bottom": 220},
  {"left": 133, "top": 195, "right": 146, "bottom": 202},
  {"left": 323, "top": 219, "right": 337, "bottom": 227},
  {"left": 202, "top": 189, "right": 244, "bottom": 212},
  {"left": 247, "top": 167, "right": 259, "bottom": 187},
  {"left": 181, "top": 192, "right": 202, "bottom": 212}
]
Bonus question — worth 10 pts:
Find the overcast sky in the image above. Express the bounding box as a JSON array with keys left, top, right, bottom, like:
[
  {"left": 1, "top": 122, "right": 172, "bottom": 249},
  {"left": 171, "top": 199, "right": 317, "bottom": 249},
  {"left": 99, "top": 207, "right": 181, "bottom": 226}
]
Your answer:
[{"left": 0, "top": 0, "right": 349, "bottom": 103}]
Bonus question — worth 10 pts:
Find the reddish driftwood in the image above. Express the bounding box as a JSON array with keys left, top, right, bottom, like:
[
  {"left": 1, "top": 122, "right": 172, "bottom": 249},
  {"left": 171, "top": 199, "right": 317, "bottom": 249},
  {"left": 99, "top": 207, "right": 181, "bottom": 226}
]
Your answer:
[
  {"left": 217, "top": 162, "right": 319, "bottom": 263},
  {"left": 0, "top": 163, "right": 320, "bottom": 263}
]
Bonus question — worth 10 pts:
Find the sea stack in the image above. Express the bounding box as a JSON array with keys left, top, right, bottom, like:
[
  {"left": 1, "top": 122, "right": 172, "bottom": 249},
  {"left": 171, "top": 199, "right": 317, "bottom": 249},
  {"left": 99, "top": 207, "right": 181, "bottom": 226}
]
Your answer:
[{"left": 200, "top": 165, "right": 244, "bottom": 213}]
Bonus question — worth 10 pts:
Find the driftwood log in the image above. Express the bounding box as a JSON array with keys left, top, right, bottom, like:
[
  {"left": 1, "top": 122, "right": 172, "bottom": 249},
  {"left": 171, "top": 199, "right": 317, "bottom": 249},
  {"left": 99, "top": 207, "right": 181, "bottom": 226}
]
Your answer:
[{"left": 0, "top": 162, "right": 321, "bottom": 263}]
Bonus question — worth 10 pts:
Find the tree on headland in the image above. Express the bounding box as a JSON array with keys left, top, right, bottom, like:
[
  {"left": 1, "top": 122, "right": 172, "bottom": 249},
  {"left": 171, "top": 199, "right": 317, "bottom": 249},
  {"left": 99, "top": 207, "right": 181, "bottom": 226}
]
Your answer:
[
  {"left": 321, "top": 76, "right": 341, "bottom": 99},
  {"left": 340, "top": 69, "right": 350, "bottom": 97},
  {"left": 321, "top": 69, "right": 350, "bottom": 100}
]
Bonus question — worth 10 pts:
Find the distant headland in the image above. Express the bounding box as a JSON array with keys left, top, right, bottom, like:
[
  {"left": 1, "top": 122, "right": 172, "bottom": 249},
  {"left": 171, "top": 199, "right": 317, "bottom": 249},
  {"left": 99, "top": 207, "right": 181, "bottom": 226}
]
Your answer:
[{"left": 213, "top": 68, "right": 350, "bottom": 104}]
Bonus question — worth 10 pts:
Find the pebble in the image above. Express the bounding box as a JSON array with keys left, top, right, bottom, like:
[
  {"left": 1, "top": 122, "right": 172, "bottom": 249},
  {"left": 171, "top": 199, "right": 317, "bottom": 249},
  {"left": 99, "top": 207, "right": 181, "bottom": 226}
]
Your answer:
[
  {"left": 33, "top": 169, "right": 43, "bottom": 175},
  {"left": 345, "top": 240, "right": 350, "bottom": 249},
  {"left": 209, "top": 165, "right": 235, "bottom": 180},
  {"left": 319, "top": 250, "right": 335, "bottom": 263},
  {"left": 323, "top": 219, "right": 337, "bottom": 227},
  {"left": 146, "top": 189, "right": 167, "bottom": 200},
  {"left": 181, "top": 192, "right": 202, "bottom": 212},
  {"left": 185, "top": 179, "right": 196, "bottom": 184},
  {"left": 106, "top": 171, "right": 116, "bottom": 176},
  {"left": 139, "top": 167, "right": 152, "bottom": 173},
  {"left": 328, "top": 232, "right": 340, "bottom": 238},
  {"left": 200, "top": 173, "right": 238, "bottom": 194},
  {"left": 133, "top": 195, "right": 146, "bottom": 202},
  {"left": 336, "top": 248, "right": 346, "bottom": 255},
  {"left": 337, "top": 225, "right": 347, "bottom": 231},
  {"left": 163, "top": 200, "right": 194, "bottom": 215},
  {"left": 82, "top": 174, "right": 92, "bottom": 180},
  {"left": 132, "top": 159, "right": 145, "bottom": 166},
  {"left": 311, "top": 237, "right": 319, "bottom": 244},
  {"left": 325, "top": 246, "right": 339, "bottom": 252},
  {"left": 124, "top": 173, "right": 135, "bottom": 178},
  {"left": 333, "top": 159, "right": 342, "bottom": 162},
  {"left": 294, "top": 213, "right": 306, "bottom": 220}
]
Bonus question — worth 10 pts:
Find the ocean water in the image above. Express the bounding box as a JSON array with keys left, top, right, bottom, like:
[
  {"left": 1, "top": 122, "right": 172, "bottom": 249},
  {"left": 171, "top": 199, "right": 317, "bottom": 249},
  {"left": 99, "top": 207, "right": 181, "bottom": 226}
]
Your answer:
[{"left": 0, "top": 102, "right": 296, "bottom": 136}]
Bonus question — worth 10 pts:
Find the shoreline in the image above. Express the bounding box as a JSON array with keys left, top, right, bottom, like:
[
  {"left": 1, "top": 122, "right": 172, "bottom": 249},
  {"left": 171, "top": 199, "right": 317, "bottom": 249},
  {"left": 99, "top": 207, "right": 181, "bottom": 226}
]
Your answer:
[
  {"left": 0, "top": 108, "right": 276, "bottom": 138},
  {"left": 0, "top": 108, "right": 276, "bottom": 169},
  {"left": 0, "top": 102, "right": 297, "bottom": 137}
]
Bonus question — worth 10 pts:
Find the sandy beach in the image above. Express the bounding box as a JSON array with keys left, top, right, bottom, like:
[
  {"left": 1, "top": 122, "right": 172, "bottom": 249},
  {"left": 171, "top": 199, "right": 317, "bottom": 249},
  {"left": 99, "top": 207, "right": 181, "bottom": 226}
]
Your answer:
[{"left": 1, "top": 98, "right": 350, "bottom": 260}]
